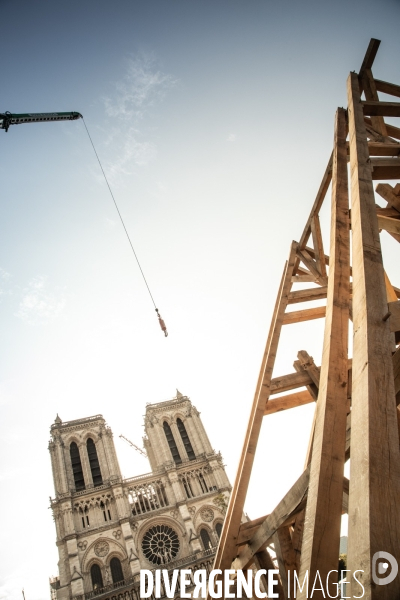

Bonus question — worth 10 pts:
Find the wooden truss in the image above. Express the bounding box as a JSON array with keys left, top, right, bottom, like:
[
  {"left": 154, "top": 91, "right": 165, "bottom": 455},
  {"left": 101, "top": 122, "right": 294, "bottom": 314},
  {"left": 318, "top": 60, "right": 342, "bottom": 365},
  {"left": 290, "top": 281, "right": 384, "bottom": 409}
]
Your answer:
[{"left": 212, "top": 39, "right": 400, "bottom": 599}]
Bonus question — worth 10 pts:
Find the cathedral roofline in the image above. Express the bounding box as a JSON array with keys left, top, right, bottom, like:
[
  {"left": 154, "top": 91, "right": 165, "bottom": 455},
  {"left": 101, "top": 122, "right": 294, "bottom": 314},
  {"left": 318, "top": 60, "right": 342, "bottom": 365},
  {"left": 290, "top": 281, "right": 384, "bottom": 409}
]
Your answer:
[
  {"left": 50, "top": 414, "right": 104, "bottom": 430},
  {"left": 145, "top": 396, "right": 190, "bottom": 412}
]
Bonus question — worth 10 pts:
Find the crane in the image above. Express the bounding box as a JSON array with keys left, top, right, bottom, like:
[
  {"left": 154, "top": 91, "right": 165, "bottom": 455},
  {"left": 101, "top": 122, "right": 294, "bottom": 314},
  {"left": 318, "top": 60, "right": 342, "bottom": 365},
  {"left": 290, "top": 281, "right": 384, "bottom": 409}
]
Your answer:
[
  {"left": 0, "top": 111, "right": 82, "bottom": 132},
  {"left": 119, "top": 434, "right": 148, "bottom": 458},
  {"left": 2, "top": 107, "right": 168, "bottom": 336}
]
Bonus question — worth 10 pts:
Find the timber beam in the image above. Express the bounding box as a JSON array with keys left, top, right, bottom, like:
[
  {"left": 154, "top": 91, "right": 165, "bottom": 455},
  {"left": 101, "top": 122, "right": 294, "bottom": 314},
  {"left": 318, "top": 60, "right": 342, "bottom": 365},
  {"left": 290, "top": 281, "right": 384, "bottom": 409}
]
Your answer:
[{"left": 210, "top": 39, "right": 400, "bottom": 600}]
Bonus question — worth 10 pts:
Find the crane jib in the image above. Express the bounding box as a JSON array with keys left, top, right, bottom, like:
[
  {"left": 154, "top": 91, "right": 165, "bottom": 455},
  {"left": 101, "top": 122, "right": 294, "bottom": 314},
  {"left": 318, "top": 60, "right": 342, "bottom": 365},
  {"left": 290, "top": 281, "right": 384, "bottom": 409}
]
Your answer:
[{"left": 0, "top": 111, "right": 82, "bottom": 131}]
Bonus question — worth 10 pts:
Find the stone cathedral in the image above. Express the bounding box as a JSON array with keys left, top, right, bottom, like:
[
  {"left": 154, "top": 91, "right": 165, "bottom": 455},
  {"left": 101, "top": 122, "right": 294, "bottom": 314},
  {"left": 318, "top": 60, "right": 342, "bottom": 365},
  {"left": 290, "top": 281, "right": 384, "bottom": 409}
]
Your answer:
[{"left": 49, "top": 392, "right": 231, "bottom": 600}]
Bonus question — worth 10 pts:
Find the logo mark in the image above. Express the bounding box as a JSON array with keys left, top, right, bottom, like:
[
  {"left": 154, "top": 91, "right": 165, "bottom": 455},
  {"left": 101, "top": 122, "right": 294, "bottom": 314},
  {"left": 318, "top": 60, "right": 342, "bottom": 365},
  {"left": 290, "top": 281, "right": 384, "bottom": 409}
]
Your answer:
[{"left": 372, "top": 552, "right": 398, "bottom": 585}]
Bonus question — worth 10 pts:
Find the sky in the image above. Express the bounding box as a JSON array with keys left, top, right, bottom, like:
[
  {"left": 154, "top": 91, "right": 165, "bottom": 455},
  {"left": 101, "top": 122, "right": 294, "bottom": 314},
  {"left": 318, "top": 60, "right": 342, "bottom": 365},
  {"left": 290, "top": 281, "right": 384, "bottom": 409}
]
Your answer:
[{"left": 0, "top": 1, "right": 400, "bottom": 598}]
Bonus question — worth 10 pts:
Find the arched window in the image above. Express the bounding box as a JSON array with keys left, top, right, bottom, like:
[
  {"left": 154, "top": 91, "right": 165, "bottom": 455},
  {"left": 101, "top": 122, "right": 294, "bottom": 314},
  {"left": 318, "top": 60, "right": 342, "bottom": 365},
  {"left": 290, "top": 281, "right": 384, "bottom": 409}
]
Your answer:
[
  {"left": 90, "top": 564, "right": 103, "bottom": 590},
  {"left": 215, "top": 522, "right": 223, "bottom": 538},
  {"left": 176, "top": 418, "right": 196, "bottom": 460},
  {"left": 87, "top": 438, "right": 103, "bottom": 486},
  {"left": 198, "top": 472, "right": 208, "bottom": 493},
  {"left": 163, "top": 422, "right": 182, "bottom": 464},
  {"left": 110, "top": 557, "right": 124, "bottom": 583},
  {"left": 100, "top": 501, "right": 112, "bottom": 522},
  {"left": 70, "top": 442, "right": 85, "bottom": 491},
  {"left": 200, "top": 528, "right": 212, "bottom": 550}
]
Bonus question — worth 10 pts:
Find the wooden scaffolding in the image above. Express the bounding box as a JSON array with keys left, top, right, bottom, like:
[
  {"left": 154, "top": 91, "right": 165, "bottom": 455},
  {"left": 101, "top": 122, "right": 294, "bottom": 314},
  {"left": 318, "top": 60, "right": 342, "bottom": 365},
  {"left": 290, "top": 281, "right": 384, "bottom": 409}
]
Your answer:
[{"left": 212, "top": 39, "right": 400, "bottom": 599}]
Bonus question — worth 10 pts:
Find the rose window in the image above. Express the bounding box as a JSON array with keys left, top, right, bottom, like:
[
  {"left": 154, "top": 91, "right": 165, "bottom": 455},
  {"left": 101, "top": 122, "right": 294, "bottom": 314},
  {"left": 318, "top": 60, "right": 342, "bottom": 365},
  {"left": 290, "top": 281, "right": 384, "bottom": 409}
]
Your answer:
[{"left": 141, "top": 524, "right": 180, "bottom": 565}]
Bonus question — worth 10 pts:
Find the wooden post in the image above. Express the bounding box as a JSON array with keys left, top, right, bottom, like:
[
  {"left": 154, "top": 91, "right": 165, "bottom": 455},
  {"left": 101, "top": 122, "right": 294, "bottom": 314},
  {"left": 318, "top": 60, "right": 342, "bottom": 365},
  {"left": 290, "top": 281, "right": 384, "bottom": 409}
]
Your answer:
[
  {"left": 297, "top": 108, "right": 350, "bottom": 599},
  {"left": 212, "top": 242, "right": 298, "bottom": 578},
  {"left": 273, "top": 526, "right": 297, "bottom": 599},
  {"left": 347, "top": 71, "right": 400, "bottom": 599}
]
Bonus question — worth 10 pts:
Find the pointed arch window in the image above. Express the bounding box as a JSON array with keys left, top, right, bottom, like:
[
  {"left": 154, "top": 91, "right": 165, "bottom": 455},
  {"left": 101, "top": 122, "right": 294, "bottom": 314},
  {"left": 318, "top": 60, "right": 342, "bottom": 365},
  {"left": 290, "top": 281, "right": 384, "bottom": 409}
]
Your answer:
[
  {"left": 90, "top": 564, "right": 103, "bottom": 591},
  {"left": 87, "top": 438, "right": 103, "bottom": 486},
  {"left": 200, "top": 528, "right": 212, "bottom": 550},
  {"left": 163, "top": 422, "right": 182, "bottom": 464},
  {"left": 110, "top": 557, "right": 124, "bottom": 583},
  {"left": 70, "top": 442, "right": 85, "bottom": 491},
  {"left": 100, "top": 501, "right": 112, "bottom": 522},
  {"left": 215, "top": 522, "right": 222, "bottom": 538},
  {"left": 176, "top": 418, "right": 196, "bottom": 460}
]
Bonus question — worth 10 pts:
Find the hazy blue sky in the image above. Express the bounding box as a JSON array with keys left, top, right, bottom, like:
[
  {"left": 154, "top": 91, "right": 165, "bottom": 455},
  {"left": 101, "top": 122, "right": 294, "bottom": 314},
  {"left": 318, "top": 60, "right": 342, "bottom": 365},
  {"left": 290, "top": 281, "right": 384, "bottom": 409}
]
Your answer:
[{"left": 1, "top": 1, "right": 399, "bottom": 598}]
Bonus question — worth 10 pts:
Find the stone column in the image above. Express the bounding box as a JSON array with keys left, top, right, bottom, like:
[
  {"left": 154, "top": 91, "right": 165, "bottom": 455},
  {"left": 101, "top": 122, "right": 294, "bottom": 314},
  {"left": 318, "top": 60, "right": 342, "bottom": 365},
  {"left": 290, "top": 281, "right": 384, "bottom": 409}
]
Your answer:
[
  {"left": 183, "top": 415, "right": 203, "bottom": 457},
  {"left": 192, "top": 411, "right": 213, "bottom": 454},
  {"left": 67, "top": 538, "right": 84, "bottom": 596},
  {"left": 151, "top": 420, "right": 175, "bottom": 466},
  {"left": 62, "top": 502, "right": 75, "bottom": 536},
  {"left": 63, "top": 444, "right": 75, "bottom": 491},
  {"left": 95, "top": 438, "right": 110, "bottom": 480},
  {"left": 54, "top": 440, "right": 69, "bottom": 494},
  {"left": 107, "top": 429, "right": 122, "bottom": 478},
  {"left": 178, "top": 504, "right": 202, "bottom": 553},
  {"left": 112, "top": 486, "right": 129, "bottom": 519},
  {"left": 167, "top": 471, "right": 186, "bottom": 502},
  {"left": 121, "top": 521, "right": 141, "bottom": 575},
  {"left": 99, "top": 429, "right": 116, "bottom": 480},
  {"left": 170, "top": 421, "right": 187, "bottom": 461},
  {"left": 79, "top": 442, "right": 93, "bottom": 489}
]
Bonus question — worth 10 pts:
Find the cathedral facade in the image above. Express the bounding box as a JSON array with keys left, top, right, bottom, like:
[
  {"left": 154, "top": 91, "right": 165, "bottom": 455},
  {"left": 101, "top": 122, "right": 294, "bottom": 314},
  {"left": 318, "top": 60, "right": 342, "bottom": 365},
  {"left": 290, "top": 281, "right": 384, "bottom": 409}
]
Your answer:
[{"left": 49, "top": 392, "right": 231, "bottom": 600}]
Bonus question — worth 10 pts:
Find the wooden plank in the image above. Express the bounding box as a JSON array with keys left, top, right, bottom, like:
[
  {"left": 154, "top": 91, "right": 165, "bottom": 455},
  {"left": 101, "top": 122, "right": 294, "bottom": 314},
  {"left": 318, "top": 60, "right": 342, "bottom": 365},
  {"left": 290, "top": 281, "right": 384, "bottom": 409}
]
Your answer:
[
  {"left": 367, "top": 142, "right": 400, "bottom": 156},
  {"left": 388, "top": 300, "right": 400, "bottom": 333},
  {"left": 376, "top": 183, "right": 400, "bottom": 212},
  {"left": 371, "top": 158, "right": 400, "bottom": 167},
  {"left": 365, "top": 116, "right": 400, "bottom": 140},
  {"left": 237, "top": 515, "right": 270, "bottom": 546},
  {"left": 310, "top": 214, "right": 327, "bottom": 278},
  {"left": 342, "top": 477, "right": 349, "bottom": 515},
  {"left": 283, "top": 306, "right": 326, "bottom": 325},
  {"left": 291, "top": 510, "right": 306, "bottom": 573},
  {"left": 287, "top": 286, "right": 328, "bottom": 304},
  {"left": 296, "top": 108, "right": 350, "bottom": 598},
  {"left": 296, "top": 248, "right": 328, "bottom": 285},
  {"left": 291, "top": 274, "right": 316, "bottom": 283},
  {"left": 362, "top": 101, "right": 400, "bottom": 117},
  {"left": 358, "top": 38, "right": 381, "bottom": 81},
  {"left": 296, "top": 350, "right": 321, "bottom": 387},
  {"left": 377, "top": 214, "right": 400, "bottom": 235},
  {"left": 371, "top": 165, "right": 400, "bottom": 180},
  {"left": 361, "top": 68, "right": 387, "bottom": 136},
  {"left": 380, "top": 123, "right": 400, "bottom": 140},
  {"left": 211, "top": 242, "right": 298, "bottom": 580},
  {"left": 254, "top": 551, "right": 285, "bottom": 600},
  {"left": 273, "top": 526, "right": 297, "bottom": 599},
  {"left": 376, "top": 206, "right": 400, "bottom": 219},
  {"left": 237, "top": 500, "right": 307, "bottom": 547},
  {"left": 296, "top": 266, "right": 314, "bottom": 276},
  {"left": 347, "top": 71, "right": 400, "bottom": 599},
  {"left": 270, "top": 370, "right": 315, "bottom": 394},
  {"left": 264, "top": 390, "right": 314, "bottom": 416},
  {"left": 304, "top": 245, "right": 330, "bottom": 266},
  {"left": 231, "top": 467, "right": 310, "bottom": 571},
  {"left": 375, "top": 78, "right": 400, "bottom": 98},
  {"left": 393, "top": 347, "right": 400, "bottom": 397},
  {"left": 364, "top": 122, "right": 399, "bottom": 144},
  {"left": 294, "top": 356, "right": 319, "bottom": 401},
  {"left": 375, "top": 184, "right": 400, "bottom": 242},
  {"left": 298, "top": 154, "right": 333, "bottom": 251},
  {"left": 384, "top": 271, "right": 399, "bottom": 303}
]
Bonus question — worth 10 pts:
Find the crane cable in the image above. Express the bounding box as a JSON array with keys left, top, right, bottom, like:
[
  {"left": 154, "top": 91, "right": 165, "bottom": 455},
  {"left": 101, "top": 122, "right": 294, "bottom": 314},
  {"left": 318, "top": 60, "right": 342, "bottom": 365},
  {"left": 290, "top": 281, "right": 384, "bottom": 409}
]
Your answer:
[{"left": 82, "top": 117, "right": 168, "bottom": 337}]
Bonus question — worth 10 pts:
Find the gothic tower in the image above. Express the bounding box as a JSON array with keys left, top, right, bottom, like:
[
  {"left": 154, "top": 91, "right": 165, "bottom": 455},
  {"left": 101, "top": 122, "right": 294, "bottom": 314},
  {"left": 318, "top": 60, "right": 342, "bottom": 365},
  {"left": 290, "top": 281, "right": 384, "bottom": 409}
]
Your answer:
[{"left": 49, "top": 393, "right": 231, "bottom": 599}]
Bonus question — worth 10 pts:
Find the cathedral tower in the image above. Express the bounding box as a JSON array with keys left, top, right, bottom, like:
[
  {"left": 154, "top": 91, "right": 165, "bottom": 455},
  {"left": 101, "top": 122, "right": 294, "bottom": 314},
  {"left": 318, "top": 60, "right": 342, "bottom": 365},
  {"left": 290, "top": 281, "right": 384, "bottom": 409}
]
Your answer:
[{"left": 49, "top": 393, "right": 231, "bottom": 600}]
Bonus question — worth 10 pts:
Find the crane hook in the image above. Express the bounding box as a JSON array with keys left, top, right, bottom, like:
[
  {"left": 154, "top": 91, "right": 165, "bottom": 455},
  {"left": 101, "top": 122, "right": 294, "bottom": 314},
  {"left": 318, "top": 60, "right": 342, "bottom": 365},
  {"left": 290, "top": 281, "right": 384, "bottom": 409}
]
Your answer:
[{"left": 155, "top": 308, "right": 168, "bottom": 337}]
